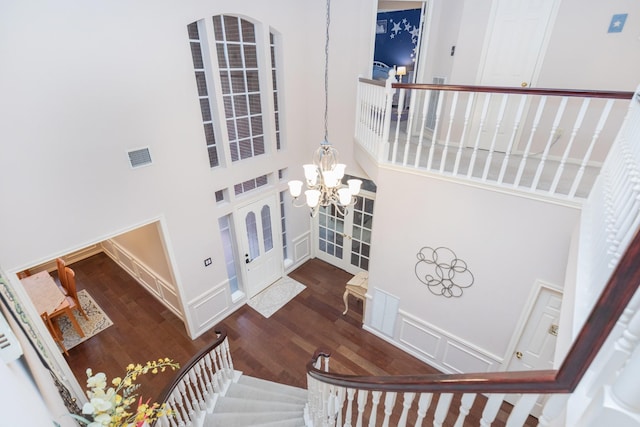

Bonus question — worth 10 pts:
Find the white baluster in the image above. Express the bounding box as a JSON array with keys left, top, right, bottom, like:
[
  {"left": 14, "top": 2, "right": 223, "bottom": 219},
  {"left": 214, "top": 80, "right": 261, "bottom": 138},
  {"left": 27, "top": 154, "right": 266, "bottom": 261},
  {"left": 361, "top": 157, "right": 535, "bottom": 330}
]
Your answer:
[
  {"left": 344, "top": 388, "right": 356, "bottom": 427},
  {"left": 433, "top": 393, "right": 453, "bottom": 427},
  {"left": 426, "top": 88, "right": 446, "bottom": 170},
  {"left": 479, "top": 393, "right": 506, "bottom": 427},
  {"left": 335, "top": 386, "right": 346, "bottom": 427},
  {"left": 538, "top": 394, "right": 568, "bottom": 426},
  {"left": 413, "top": 89, "right": 433, "bottom": 168},
  {"left": 505, "top": 394, "right": 539, "bottom": 427},
  {"left": 397, "top": 392, "right": 415, "bottom": 427},
  {"left": 368, "top": 390, "right": 382, "bottom": 427},
  {"left": 415, "top": 392, "right": 433, "bottom": 426},
  {"left": 514, "top": 96, "right": 546, "bottom": 187},
  {"left": 497, "top": 94, "right": 527, "bottom": 184},
  {"left": 453, "top": 93, "right": 475, "bottom": 175},
  {"left": 439, "top": 91, "right": 459, "bottom": 172},
  {"left": 356, "top": 389, "right": 369, "bottom": 427},
  {"left": 468, "top": 93, "right": 492, "bottom": 178},
  {"left": 453, "top": 393, "right": 476, "bottom": 427},
  {"left": 531, "top": 96, "right": 568, "bottom": 190},
  {"left": 569, "top": 99, "right": 614, "bottom": 197},
  {"left": 381, "top": 391, "right": 397, "bottom": 427},
  {"left": 481, "top": 94, "right": 509, "bottom": 181},
  {"left": 549, "top": 98, "right": 590, "bottom": 193}
]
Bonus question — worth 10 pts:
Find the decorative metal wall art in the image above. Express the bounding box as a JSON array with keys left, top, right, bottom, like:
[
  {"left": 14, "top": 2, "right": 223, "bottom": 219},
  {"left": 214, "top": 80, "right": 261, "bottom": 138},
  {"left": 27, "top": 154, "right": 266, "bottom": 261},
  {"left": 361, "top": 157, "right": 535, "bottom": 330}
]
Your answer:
[{"left": 415, "top": 246, "right": 474, "bottom": 298}]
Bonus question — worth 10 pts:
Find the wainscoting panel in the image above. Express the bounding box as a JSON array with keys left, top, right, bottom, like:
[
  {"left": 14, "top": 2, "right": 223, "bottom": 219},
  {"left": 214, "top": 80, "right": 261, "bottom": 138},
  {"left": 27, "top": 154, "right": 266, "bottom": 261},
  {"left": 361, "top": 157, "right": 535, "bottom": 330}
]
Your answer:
[
  {"left": 399, "top": 318, "right": 441, "bottom": 359},
  {"left": 101, "top": 240, "right": 183, "bottom": 320},
  {"left": 189, "top": 284, "right": 229, "bottom": 331},
  {"left": 293, "top": 232, "right": 311, "bottom": 264},
  {"left": 393, "top": 310, "right": 503, "bottom": 374},
  {"left": 442, "top": 341, "right": 497, "bottom": 373}
]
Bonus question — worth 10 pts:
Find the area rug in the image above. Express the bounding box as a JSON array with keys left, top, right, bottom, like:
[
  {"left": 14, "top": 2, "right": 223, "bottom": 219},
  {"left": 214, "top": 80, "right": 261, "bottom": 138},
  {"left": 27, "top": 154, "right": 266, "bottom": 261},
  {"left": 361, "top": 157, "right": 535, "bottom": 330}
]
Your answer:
[
  {"left": 57, "top": 289, "right": 113, "bottom": 350},
  {"left": 247, "top": 277, "right": 306, "bottom": 318}
]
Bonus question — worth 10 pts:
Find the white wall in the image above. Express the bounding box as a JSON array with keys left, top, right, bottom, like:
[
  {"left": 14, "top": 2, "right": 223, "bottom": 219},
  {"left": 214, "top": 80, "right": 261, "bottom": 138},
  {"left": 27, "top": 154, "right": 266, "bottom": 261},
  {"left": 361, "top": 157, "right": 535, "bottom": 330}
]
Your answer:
[
  {"left": 111, "top": 222, "right": 173, "bottom": 282},
  {"left": 366, "top": 168, "right": 580, "bottom": 369},
  {"left": 0, "top": 0, "right": 377, "bottom": 337},
  {"left": 442, "top": 0, "right": 640, "bottom": 90}
]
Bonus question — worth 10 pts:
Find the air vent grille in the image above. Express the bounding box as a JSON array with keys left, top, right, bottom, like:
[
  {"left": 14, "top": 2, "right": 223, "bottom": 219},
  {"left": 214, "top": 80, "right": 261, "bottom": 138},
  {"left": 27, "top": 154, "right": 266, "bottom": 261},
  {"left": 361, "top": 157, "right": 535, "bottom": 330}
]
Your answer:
[{"left": 127, "top": 147, "right": 152, "bottom": 168}]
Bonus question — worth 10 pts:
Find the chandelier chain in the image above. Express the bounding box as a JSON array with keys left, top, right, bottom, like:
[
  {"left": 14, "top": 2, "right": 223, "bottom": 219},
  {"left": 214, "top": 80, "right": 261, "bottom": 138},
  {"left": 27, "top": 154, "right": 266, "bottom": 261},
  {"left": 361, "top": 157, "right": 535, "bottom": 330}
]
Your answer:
[{"left": 324, "top": 0, "right": 331, "bottom": 142}]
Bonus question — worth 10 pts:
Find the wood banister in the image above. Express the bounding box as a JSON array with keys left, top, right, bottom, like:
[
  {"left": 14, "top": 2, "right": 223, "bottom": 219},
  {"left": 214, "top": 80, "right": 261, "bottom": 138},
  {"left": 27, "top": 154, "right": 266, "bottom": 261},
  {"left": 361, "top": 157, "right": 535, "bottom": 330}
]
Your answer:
[
  {"left": 308, "top": 228, "right": 640, "bottom": 395},
  {"left": 357, "top": 78, "right": 635, "bottom": 100},
  {"left": 155, "top": 327, "right": 228, "bottom": 404}
]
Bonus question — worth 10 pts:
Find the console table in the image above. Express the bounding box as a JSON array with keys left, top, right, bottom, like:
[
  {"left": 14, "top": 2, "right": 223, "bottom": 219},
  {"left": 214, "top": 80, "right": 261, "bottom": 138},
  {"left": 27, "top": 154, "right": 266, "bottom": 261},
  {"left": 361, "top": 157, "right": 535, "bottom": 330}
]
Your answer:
[{"left": 342, "top": 271, "right": 368, "bottom": 316}]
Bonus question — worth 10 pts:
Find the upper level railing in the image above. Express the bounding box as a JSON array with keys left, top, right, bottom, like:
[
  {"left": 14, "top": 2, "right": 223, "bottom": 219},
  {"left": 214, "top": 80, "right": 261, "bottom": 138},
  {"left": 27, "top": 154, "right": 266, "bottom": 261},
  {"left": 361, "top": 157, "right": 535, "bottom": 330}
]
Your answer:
[
  {"left": 303, "top": 84, "right": 640, "bottom": 426},
  {"left": 355, "top": 76, "right": 634, "bottom": 202}
]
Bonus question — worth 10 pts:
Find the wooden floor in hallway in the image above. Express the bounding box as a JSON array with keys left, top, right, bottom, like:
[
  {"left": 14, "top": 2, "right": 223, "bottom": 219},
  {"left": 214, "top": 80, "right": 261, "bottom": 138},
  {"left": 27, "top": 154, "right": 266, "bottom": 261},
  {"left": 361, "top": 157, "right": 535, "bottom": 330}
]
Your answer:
[{"left": 62, "top": 252, "right": 535, "bottom": 426}]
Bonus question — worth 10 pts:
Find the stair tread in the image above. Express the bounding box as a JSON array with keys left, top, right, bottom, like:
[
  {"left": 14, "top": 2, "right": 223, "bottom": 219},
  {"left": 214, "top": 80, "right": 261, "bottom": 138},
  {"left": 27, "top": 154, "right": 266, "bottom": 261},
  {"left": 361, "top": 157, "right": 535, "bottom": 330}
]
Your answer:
[
  {"left": 214, "top": 395, "right": 304, "bottom": 413},
  {"left": 205, "top": 411, "right": 305, "bottom": 427},
  {"left": 226, "top": 382, "right": 307, "bottom": 404},
  {"left": 237, "top": 375, "right": 308, "bottom": 400}
]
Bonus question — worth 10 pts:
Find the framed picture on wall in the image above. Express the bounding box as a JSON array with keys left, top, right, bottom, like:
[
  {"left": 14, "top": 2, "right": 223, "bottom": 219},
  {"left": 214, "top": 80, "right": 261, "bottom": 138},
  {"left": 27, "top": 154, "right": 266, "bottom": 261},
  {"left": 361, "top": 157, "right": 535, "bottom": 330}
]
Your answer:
[{"left": 376, "top": 20, "right": 387, "bottom": 34}]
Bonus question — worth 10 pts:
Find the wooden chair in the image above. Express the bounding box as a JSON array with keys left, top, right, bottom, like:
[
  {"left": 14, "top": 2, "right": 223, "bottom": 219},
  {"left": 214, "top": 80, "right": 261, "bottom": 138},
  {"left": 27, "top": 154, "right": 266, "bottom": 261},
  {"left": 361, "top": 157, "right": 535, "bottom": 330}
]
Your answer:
[
  {"left": 56, "top": 258, "right": 69, "bottom": 296},
  {"left": 49, "top": 267, "right": 88, "bottom": 339},
  {"left": 62, "top": 267, "right": 88, "bottom": 320},
  {"left": 41, "top": 312, "right": 68, "bottom": 356}
]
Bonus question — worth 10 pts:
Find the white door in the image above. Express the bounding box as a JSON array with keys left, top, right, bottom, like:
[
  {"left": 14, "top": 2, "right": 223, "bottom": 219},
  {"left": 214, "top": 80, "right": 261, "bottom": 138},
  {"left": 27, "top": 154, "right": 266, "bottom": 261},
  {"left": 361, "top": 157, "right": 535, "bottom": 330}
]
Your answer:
[
  {"left": 315, "top": 193, "right": 375, "bottom": 275},
  {"left": 506, "top": 286, "right": 562, "bottom": 414},
  {"left": 236, "top": 195, "right": 282, "bottom": 298},
  {"left": 474, "top": 0, "right": 560, "bottom": 151}
]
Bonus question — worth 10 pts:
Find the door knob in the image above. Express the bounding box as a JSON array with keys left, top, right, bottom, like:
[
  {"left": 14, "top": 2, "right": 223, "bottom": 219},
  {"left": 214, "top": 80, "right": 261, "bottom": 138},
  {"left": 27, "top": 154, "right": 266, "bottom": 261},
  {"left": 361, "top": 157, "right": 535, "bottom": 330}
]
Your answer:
[
  {"left": 245, "top": 254, "right": 251, "bottom": 264},
  {"left": 521, "top": 82, "right": 528, "bottom": 88},
  {"left": 515, "top": 351, "right": 523, "bottom": 359}
]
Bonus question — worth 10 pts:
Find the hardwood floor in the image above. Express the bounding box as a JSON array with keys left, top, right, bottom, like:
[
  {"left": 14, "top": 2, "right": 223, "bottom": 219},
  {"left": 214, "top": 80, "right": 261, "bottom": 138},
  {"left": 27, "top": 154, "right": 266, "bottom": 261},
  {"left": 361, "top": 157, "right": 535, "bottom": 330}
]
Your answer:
[{"left": 60, "top": 252, "right": 534, "bottom": 426}]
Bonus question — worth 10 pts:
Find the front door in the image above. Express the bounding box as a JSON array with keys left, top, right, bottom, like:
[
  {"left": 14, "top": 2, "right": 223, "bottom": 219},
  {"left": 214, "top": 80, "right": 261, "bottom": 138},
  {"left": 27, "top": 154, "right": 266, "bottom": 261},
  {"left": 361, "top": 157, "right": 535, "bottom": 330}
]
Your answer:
[
  {"left": 315, "top": 193, "right": 375, "bottom": 275},
  {"left": 236, "top": 195, "right": 282, "bottom": 298}
]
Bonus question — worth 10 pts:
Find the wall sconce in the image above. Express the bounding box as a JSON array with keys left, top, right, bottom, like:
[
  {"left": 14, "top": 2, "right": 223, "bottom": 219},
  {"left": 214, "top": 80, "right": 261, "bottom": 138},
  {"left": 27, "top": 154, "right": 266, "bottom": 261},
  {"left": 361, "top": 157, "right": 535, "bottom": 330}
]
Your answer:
[{"left": 396, "top": 66, "right": 407, "bottom": 83}]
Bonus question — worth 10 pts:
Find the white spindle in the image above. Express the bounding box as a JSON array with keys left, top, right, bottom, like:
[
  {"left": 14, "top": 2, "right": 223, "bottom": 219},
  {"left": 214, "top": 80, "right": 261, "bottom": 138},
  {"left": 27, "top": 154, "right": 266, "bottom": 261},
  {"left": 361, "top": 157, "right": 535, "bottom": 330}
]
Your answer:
[
  {"left": 439, "top": 91, "right": 459, "bottom": 172},
  {"left": 344, "top": 387, "right": 356, "bottom": 427},
  {"left": 538, "top": 394, "right": 568, "bottom": 426},
  {"left": 415, "top": 392, "right": 433, "bottom": 426},
  {"left": 468, "top": 93, "right": 493, "bottom": 178},
  {"left": 514, "top": 96, "right": 547, "bottom": 187},
  {"left": 381, "top": 391, "right": 397, "bottom": 427},
  {"left": 569, "top": 99, "right": 614, "bottom": 197},
  {"left": 481, "top": 94, "right": 509, "bottom": 181},
  {"left": 497, "top": 95, "right": 528, "bottom": 184},
  {"left": 506, "top": 394, "right": 539, "bottom": 427},
  {"left": 397, "top": 392, "right": 415, "bottom": 427},
  {"left": 453, "top": 393, "right": 476, "bottom": 427},
  {"left": 479, "top": 393, "right": 506, "bottom": 427},
  {"left": 434, "top": 393, "right": 453, "bottom": 427},
  {"left": 453, "top": 93, "right": 475, "bottom": 175},
  {"left": 531, "top": 96, "right": 568, "bottom": 191},
  {"left": 426, "top": 88, "right": 446, "bottom": 170},
  {"left": 368, "top": 390, "right": 382, "bottom": 427},
  {"left": 413, "top": 89, "right": 434, "bottom": 168},
  {"left": 355, "top": 389, "right": 368, "bottom": 427},
  {"left": 549, "top": 98, "right": 590, "bottom": 193},
  {"left": 335, "top": 386, "right": 347, "bottom": 427}
]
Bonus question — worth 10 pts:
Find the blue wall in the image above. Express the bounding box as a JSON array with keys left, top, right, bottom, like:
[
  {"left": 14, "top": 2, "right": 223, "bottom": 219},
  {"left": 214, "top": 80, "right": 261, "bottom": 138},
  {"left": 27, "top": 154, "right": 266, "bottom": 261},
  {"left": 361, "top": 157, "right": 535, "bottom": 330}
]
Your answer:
[{"left": 374, "top": 9, "right": 421, "bottom": 68}]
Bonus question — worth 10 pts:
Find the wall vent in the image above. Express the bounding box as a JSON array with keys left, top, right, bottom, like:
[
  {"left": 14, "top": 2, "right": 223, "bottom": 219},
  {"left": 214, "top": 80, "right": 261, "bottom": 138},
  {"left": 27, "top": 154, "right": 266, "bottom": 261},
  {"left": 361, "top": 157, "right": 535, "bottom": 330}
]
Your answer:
[{"left": 127, "top": 147, "right": 152, "bottom": 168}]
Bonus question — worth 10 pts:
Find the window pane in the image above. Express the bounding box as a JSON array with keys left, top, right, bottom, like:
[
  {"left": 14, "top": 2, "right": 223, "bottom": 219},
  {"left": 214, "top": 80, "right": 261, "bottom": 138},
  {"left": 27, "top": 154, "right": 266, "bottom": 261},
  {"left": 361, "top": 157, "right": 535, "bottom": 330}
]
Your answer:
[
  {"left": 187, "top": 22, "right": 199, "bottom": 39},
  {"left": 190, "top": 43, "right": 203, "bottom": 68},
  {"left": 240, "top": 19, "right": 255, "bottom": 42},
  {"left": 227, "top": 44, "right": 243, "bottom": 68},
  {"left": 195, "top": 72, "right": 207, "bottom": 96},
  {"left": 245, "top": 212, "right": 260, "bottom": 259},
  {"left": 234, "top": 95, "right": 248, "bottom": 116},
  {"left": 261, "top": 205, "right": 273, "bottom": 251},
  {"left": 224, "top": 16, "right": 240, "bottom": 41},
  {"left": 244, "top": 44, "right": 258, "bottom": 68}
]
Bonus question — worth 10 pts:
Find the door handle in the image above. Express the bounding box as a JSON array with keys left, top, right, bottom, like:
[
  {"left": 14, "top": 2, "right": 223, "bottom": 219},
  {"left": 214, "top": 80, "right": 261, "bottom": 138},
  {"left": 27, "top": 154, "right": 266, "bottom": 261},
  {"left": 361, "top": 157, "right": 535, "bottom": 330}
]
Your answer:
[
  {"left": 515, "top": 351, "right": 523, "bottom": 359},
  {"left": 245, "top": 253, "right": 252, "bottom": 264},
  {"left": 521, "top": 82, "right": 528, "bottom": 88}
]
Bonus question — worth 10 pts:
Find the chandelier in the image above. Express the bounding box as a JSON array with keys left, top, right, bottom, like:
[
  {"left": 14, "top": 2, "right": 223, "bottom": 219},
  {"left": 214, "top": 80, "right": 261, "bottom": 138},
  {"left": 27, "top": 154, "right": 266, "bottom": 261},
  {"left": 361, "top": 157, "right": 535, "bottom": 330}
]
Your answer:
[{"left": 287, "top": 0, "right": 362, "bottom": 217}]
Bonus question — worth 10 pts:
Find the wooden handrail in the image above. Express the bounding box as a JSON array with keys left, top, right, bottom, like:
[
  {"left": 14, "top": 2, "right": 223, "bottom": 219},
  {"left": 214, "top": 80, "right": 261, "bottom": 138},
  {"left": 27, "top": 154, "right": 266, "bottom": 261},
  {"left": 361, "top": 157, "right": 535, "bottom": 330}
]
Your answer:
[
  {"left": 155, "top": 327, "right": 228, "bottom": 405},
  {"left": 308, "top": 228, "right": 640, "bottom": 394},
  {"left": 358, "top": 78, "right": 634, "bottom": 100}
]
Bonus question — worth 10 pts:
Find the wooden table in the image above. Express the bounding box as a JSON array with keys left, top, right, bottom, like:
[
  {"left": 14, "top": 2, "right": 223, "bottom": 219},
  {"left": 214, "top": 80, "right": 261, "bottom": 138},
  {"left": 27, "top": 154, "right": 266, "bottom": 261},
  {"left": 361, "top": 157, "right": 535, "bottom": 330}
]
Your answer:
[
  {"left": 21, "top": 271, "right": 84, "bottom": 337},
  {"left": 342, "top": 271, "right": 368, "bottom": 316}
]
